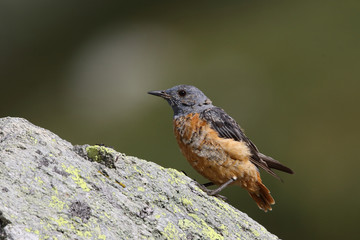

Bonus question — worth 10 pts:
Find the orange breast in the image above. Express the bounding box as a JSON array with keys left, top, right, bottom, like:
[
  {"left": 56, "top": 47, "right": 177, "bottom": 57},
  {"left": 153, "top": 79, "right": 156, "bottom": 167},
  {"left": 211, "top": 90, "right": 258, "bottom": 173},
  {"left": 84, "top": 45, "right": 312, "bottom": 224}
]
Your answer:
[{"left": 173, "top": 113, "right": 258, "bottom": 187}]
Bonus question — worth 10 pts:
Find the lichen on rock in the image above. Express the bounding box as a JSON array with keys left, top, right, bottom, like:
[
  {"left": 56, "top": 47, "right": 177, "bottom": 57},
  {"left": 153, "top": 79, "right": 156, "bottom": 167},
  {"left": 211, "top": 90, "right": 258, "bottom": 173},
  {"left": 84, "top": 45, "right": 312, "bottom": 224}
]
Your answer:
[{"left": 0, "top": 117, "right": 279, "bottom": 240}]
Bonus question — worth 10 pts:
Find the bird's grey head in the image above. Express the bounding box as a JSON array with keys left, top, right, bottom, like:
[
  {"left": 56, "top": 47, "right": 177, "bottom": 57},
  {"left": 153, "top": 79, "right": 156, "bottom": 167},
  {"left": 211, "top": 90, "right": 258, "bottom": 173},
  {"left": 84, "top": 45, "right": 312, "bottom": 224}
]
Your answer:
[{"left": 148, "top": 85, "right": 213, "bottom": 117}]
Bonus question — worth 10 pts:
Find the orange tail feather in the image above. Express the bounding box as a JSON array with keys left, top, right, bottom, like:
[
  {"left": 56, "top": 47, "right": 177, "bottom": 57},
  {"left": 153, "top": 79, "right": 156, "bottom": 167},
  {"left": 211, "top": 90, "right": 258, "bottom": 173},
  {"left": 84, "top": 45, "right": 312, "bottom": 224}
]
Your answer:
[{"left": 248, "top": 176, "right": 275, "bottom": 212}]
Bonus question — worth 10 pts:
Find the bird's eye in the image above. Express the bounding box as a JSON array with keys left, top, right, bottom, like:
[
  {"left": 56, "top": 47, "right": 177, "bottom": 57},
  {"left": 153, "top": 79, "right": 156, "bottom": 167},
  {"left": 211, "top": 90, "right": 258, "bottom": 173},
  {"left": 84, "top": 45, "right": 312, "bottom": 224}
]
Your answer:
[{"left": 178, "top": 90, "right": 187, "bottom": 97}]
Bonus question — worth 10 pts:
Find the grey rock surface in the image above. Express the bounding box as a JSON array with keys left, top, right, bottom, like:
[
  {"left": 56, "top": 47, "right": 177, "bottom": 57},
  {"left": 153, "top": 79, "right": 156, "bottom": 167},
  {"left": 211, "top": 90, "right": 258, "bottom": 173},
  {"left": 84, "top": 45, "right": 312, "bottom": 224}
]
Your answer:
[{"left": 0, "top": 117, "right": 279, "bottom": 240}]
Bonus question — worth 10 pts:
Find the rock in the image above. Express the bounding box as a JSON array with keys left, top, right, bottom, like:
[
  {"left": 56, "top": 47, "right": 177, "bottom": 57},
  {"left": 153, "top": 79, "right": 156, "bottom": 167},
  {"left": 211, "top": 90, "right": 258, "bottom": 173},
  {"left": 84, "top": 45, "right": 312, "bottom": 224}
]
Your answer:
[{"left": 0, "top": 117, "right": 279, "bottom": 240}]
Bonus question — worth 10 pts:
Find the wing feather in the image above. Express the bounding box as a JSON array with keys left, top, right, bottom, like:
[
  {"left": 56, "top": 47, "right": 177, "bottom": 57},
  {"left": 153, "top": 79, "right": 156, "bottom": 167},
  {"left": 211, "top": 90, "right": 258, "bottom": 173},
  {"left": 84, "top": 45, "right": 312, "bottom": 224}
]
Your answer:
[{"left": 200, "top": 107, "right": 293, "bottom": 180}]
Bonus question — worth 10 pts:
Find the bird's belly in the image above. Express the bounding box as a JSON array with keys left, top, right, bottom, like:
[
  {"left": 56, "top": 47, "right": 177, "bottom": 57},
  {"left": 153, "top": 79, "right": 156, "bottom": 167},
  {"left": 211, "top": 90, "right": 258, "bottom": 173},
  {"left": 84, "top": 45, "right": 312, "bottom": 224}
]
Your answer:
[{"left": 173, "top": 113, "right": 256, "bottom": 186}]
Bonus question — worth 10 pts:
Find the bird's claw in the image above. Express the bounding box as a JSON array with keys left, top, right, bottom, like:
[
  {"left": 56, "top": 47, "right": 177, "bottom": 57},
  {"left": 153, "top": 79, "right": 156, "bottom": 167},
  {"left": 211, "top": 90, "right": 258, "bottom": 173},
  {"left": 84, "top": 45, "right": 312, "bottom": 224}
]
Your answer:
[{"left": 194, "top": 181, "right": 228, "bottom": 201}]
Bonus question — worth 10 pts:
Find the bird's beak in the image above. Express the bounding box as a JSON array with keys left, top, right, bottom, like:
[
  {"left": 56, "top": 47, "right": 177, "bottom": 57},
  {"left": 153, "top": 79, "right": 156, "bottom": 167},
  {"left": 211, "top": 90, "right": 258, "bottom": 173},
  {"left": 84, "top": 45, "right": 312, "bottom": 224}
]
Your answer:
[{"left": 148, "top": 90, "right": 170, "bottom": 99}]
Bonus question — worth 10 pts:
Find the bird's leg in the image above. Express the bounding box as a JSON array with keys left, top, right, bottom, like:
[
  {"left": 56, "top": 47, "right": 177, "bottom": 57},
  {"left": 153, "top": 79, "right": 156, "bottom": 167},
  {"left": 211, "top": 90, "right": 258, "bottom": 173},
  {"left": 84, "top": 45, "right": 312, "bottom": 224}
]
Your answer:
[
  {"left": 202, "top": 182, "right": 215, "bottom": 187},
  {"left": 182, "top": 172, "right": 214, "bottom": 188},
  {"left": 193, "top": 182, "right": 227, "bottom": 201},
  {"left": 208, "top": 176, "right": 237, "bottom": 196},
  {"left": 194, "top": 177, "right": 237, "bottom": 201}
]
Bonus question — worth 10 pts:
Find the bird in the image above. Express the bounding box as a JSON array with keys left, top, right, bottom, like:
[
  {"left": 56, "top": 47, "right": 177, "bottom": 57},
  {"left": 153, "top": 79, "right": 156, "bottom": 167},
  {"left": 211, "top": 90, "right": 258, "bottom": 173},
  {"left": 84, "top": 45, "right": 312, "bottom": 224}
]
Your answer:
[{"left": 148, "top": 85, "right": 293, "bottom": 211}]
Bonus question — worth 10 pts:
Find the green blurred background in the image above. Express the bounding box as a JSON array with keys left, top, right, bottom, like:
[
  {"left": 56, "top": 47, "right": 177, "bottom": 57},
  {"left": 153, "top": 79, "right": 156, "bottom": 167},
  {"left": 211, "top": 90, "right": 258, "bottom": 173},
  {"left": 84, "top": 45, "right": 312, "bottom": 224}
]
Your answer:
[{"left": 1, "top": 1, "right": 359, "bottom": 239}]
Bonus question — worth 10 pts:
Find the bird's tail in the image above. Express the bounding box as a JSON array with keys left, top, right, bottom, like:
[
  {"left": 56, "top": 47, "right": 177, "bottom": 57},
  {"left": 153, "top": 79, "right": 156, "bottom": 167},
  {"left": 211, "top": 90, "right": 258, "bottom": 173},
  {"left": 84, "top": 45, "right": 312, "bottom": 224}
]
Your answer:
[{"left": 248, "top": 174, "right": 275, "bottom": 212}]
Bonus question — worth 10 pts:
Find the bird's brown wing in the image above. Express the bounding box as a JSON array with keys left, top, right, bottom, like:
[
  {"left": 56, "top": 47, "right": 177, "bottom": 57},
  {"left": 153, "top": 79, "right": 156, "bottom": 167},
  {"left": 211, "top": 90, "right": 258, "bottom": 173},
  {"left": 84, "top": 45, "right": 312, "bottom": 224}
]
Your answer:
[{"left": 200, "top": 107, "right": 293, "bottom": 180}]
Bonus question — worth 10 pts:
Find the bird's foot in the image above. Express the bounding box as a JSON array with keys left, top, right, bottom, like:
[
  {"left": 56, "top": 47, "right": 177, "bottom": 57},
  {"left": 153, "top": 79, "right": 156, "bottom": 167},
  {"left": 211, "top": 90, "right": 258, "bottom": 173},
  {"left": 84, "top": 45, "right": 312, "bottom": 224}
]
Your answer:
[
  {"left": 194, "top": 181, "right": 228, "bottom": 201},
  {"left": 197, "top": 176, "right": 238, "bottom": 201}
]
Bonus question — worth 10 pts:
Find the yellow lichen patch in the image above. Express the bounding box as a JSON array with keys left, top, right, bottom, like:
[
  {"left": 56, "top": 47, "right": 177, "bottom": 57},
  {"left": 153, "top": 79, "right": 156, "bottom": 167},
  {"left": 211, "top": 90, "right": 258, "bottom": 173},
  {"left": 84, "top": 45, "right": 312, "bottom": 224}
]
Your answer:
[
  {"left": 132, "top": 164, "right": 155, "bottom": 178},
  {"left": 21, "top": 185, "right": 29, "bottom": 194},
  {"left": 170, "top": 203, "right": 182, "bottom": 214},
  {"left": 137, "top": 186, "right": 145, "bottom": 192},
  {"left": 188, "top": 213, "right": 201, "bottom": 222},
  {"left": 178, "top": 218, "right": 197, "bottom": 231},
  {"left": 213, "top": 197, "right": 239, "bottom": 217},
  {"left": 98, "top": 234, "right": 106, "bottom": 240},
  {"left": 158, "top": 194, "right": 167, "bottom": 202},
  {"left": 162, "top": 221, "right": 184, "bottom": 240},
  {"left": 39, "top": 220, "right": 48, "bottom": 232},
  {"left": 51, "top": 216, "right": 70, "bottom": 228},
  {"left": 49, "top": 215, "right": 107, "bottom": 240},
  {"left": 191, "top": 184, "right": 202, "bottom": 192},
  {"left": 35, "top": 176, "right": 44, "bottom": 185},
  {"left": 133, "top": 165, "right": 144, "bottom": 174},
  {"left": 167, "top": 169, "right": 186, "bottom": 185},
  {"left": 49, "top": 196, "right": 66, "bottom": 211},
  {"left": 103, "top": 212, "right": 111, "bottom": 220},
  {"left": 62, "top": 164, "right": 90, "bottom": 192},
  {"left": 179, "top": 216, "right": 226, "bottom": 239},
  {"left": 76, "top": 230, "right": 92, "bottom": 237},
  {"left": 219, "top": 224, "right": 229, "bottom": 236},
  {"left": 184, "top": 213, "right": 224, "bottom": 240},
  {"left": 25, "top": 227, "right": 39, "bottom": 235},
  {"left": 260, "top": 226, "right": 267, "bottom": 233},
  {"left": 251, "top": 228, "right": 260, "bottom": 237},
  {"left": 86, "top": 145, "right": 115, "bottom": 163},
  {"left": 29, "top": 135, "right": 38, "bottom": 144},
  {"left": 233, "top": 234, "right": 242, "bottom": 240},
  {"left": 181, "top": 197, "right": 193, "bottom": 206}
]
